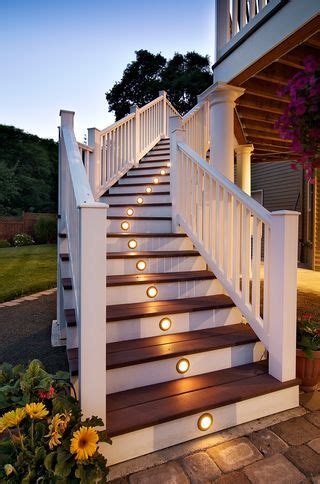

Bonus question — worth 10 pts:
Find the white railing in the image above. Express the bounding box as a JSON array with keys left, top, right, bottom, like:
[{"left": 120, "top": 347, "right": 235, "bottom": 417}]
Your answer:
[
  {"left": 216, "top": 0, "right": 284, "bottom": 57},
  {"left": 59, "top": 110, "right": 107, "bottom": 424},
  {"left": 181, "top": 100, "right": 210, "bottom": 159},
  {"left": 171, "top": 126, "right": 299, "bottom": 383},
  {"left": 78, "top": 142, "right": 93, "bottom": 177},
  {"left": 88, "top": 91, "right": 175, "bottom": 198}
]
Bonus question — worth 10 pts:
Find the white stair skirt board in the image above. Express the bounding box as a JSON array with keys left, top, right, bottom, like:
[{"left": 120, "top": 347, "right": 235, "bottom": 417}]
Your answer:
[
  {"left": 107, "top": 279, "right": 222, "bottom": 305},
  {"left": 118, "top": 175, "right": 170, "bottom": 185},
  {"left": 107, "top": 235, "right": 193, "bottom": 252},
  {"left": 106, "top": 342, "right": 265, "bottom": 394},
  {"left": 102, "top": 386, "right": 299, "bottom": 466},
  {"left": 108, "top": 205, "right": 172, "bottom": 217},
  {"left": 105, "top": 193, "right": 171, "bottom": 204},
  {"left": 107, "top": 218, "right": 172, "bottom": 233},
  {"left": 106, "top": 307, "right": 242, "bottom": 343},
  {"left": 107, "top": 255, "right": 206, "bottom": 275},
  {"left": 127, "top": 168, "right": 170, "bottom": 176},
  {"left": 109, "top": 184, "right": 169, "bottom": 194}
]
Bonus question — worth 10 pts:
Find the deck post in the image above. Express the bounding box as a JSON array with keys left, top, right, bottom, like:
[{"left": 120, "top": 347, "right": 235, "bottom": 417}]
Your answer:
[
  {"left": 170, "top": 116, "right": 184, "bottom": 232},
  {"left": 268, "top": 210, "right": 299, "bottom": 382},
  {"left": 130, "top": 105, "right": 140, "bottom": 166},
  {"left": 235, "top": 144, "right": 254, "bottom": 195},
  {"left": 159, "top": 90, "right": 167, "bottom": 137},
  {"left": 88, "top": 127, "right": 101, "bottom": 196}
]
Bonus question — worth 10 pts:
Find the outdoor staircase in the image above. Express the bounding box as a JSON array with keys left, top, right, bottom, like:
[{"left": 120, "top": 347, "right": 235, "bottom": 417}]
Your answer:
[{"left": 59, "top": 136, "right": 299, "bottom": 465}]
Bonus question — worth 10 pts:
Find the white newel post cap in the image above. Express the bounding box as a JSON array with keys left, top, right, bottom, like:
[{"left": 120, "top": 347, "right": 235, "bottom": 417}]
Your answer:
[
  {"left": 169, "top": 115, "right": 182, "bottom": 133},
  {"left": 159, "top": 90, "right": 167, "bottom": 97},
  {"left": 206, "top": 82, "right": 245, "bottom": 107},
  {"left": 60, "top": 110, "right": 75, "bottom": 129},
  {"left": 235, "top": 144, "right": 254, "bottom": 156},
  {"left": 130, "top": 105, "right": 139, "bottom": 114}
]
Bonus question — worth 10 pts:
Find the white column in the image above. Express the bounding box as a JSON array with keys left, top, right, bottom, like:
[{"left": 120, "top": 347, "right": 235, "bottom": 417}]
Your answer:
[
  {"left": 169, "top": 116, "right": 185, "bottom": 232},
  {"left": 159, "top": 90, "right": 167, "bottom": 138},
  {"left": 130, "top": 105, "right": 140, "bottom": 166},
  {"left": 207, "top": 82, "right": 245, "bottom": 181},
  {"left": 268, "top": 210, "right": 299, "bottom": 382},
  {"left": 87, "top": 127, "right": 101, "bottom": 197},
  {"left": 235, "top": 144, "right": 254, "bottom": 195}
]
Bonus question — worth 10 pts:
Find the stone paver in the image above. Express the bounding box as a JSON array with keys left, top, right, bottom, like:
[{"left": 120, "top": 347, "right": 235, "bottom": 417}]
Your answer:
[
  {"left": 207, "top": 437, "right": 262, "bottom": 473},
  {"left": 214, "top": 471, "right": 250, "bottom": 483},
  {"left": 306, "top": 411, "right": 320, "bottom": 429},
  {"left": 181, "top": 452, "right": 221, "bottom": 483},
  {"left": 309, "top": 437, "right": 320, "bottom": 454},
  {"left": 244, "top": 454, "right": 306, "bottom": 484},
  {"left": 271, "top": 416, "right": 320, "bottom": 445},
  {"left": 249, "top": 429, "right": 288, "bottom": 457},
  {"left": 129, "top": 462, "right": 188, "bottom": 484},
  {"left": 285, "top": 445, "right": 320, "bottom": 477}
]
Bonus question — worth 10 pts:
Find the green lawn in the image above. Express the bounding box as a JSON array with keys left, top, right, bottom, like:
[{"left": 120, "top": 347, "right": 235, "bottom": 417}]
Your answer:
[{"left": 0, "top": 244, "right": 57, "bottom": 302}]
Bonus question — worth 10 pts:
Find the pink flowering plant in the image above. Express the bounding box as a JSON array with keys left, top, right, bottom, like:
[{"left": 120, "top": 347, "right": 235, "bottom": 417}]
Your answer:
[{"left": 275, "top": 55, "right": 320, "bottom": 182}]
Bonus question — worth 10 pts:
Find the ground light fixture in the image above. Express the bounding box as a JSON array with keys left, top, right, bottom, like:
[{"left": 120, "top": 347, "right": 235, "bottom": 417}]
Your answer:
[
  {"left": 126, "top": 208, "right": 134, "bottom": 216},
  {"left": 146, "top": 286, "right": 158, "bottom": 298},
  {"left": 160, "top": 169, "right": 166, "bottom": 176},
  {"left": 121, "top": 221, "right": 130, "bottom": 231},
  {"left": 128, "top": 239, "right": 137, "bottom": 249},
  {"left": 146, "top": 186, "right": 152, "bottom": 193},
  {"left": 167, "top": 162, "right": 171, "bottom": 167},
  {"left": 137, "top": 197, "right": 144, "bottom": 204},
  {"left": 197, "top": 413, "right": 213, "bottom": 431},
  {"left": 176, "top": 358, "right": 190, "bottom": 374},
  {"left": 136, "top": 260, "right": 147, "bottom": 271},
  {"left": 159, "top": 317, "right": 172, "bottom": 331},
  {"left": 153, "top": 177, "right": 160, "bottom": 184}
]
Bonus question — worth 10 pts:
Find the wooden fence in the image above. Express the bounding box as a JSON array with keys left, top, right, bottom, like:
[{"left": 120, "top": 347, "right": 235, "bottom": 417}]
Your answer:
[{"left": 0, "top": 213, "right": 56, "bottom": 241}]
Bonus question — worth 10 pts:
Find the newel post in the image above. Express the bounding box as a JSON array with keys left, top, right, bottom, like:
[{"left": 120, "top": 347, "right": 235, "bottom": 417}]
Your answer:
[
  {"left": 159, "top": 90, "right": 167, "bottom": 138},
  {"left": 170, "top": 116, "right": 184, "bottom": 232},
  {"left": 268, "top": 210, "right": 299, "bottom": 382},
  {"left": 87, "top": 127, "right": 101, "bottom": 196},
  {"left": 130, "top": 105, "right": 140, "bottom": 166}
]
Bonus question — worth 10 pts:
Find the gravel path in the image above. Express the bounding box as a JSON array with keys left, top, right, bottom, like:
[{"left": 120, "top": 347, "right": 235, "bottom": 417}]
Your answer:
[{"left": 0, "top": 292, "right": 68, "bottom": 373}]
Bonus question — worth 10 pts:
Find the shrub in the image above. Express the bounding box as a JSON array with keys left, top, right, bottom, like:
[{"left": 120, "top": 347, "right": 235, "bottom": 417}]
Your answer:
[
  {"left": 0, "top": 240, "right": 10, "bottom": 248},
  {"left": 13, "top": 233, "right": 34, "bottom": 247},
  {"left": 0, "top": 360, "right": 109, "bottom": 482},
  {"left": 34, "top": 217, "right": 57, "bottom": 244}
]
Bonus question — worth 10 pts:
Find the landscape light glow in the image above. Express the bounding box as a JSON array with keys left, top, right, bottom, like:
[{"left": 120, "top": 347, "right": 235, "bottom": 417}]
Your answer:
[
  {"left": 176, "top": 358, "right": 190, "bottom": 374},
  {"left": 146, "top": 286, "right": 158, "bottom": 298},
  {"left": 121, "top": 221, "right": 130, "bottom": 231},
  {"left": 159, "top": 317, "right": 172, "bottom": 331},
  {"left": 128, "top": 239, "right": 138, "bottom": 249},
  {"left": 127, "top": 208, "right": 134, "bottom": 216},
  {"left": 137, "top": 197, "right": 144, "bottom": 204},
  {"left": 153, "top": 177, "right": 160, "bottom": 184},
  {"left": 136, "top": 260, "right": 146, "bottom": 271},
  {"left": 197, "top": 413, "right": 213, "bottom": 431}
]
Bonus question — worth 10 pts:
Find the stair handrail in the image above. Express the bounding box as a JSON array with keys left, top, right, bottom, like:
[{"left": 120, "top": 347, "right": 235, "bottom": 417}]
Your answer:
[
  {"left": 170, "top": 125, "right": 299, "bottom": 383},
  {"left": 59, "top": 110, "right": 107, "bottom": 424},
  {"left": 88, "top": 91, "right": 173, "bottom": 198}
]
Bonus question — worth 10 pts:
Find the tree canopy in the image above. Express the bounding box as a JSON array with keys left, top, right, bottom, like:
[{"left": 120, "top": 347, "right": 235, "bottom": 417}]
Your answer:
[
  {"left": 106, "top": 50, "right": 212, "bottom": 120},
  {"left": 0, "top": 125, "right": 58, "bottom": 216}
]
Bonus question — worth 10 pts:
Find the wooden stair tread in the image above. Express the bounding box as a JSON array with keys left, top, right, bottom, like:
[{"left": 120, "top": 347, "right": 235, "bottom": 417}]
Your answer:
[
  {"left": 64, "top": 294, "right": 235, "bottom": 327},
  {"left": 107, "top": 250, "right": 199, "bottom": 258},
  {"left": 123, "top": 173, "right": 169, "bottom": 178},
  {"left": 67, "top": 323, "right": 258, "bottom": 373},
  {"left": 130, "top": 165, "right": 169, "bottom": 171},
  {"left": 108, "top": 216, "right": 171, "bottom": 220},
  {"left": 105, "top": 192, "right": 170, "bottom": 197},
  {"left": 113, "top": 182, "right": 170, "bottom": 187},
  {"left": 107, "top": 232, "right": 186, "bottom": 238},
  {"left": 107, "top": 270, "right": 215, "bottom": 286},
  {"left": 108, "top": 203, "right": 171, "bottom": 207},
  {"left": 106, "top": 363, "right": 299, "bottom": 437}
]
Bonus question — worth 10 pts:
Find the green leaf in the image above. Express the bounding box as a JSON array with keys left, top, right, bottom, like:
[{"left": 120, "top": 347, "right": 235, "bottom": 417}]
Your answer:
[
  {"left": 44, "top": 452, "right": 56, "bottom": 471},
  {"left": 54, "top": 459, "right": 74, "bottom": 478}
]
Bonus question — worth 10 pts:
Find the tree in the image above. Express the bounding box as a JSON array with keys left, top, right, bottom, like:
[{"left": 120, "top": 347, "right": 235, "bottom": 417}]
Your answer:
[{"left": 106, "top": 50, "right": 212, "bottom": 120}]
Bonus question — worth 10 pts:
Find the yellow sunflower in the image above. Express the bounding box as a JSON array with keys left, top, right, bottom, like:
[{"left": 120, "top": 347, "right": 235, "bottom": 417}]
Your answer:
[
  {"left": 25, "top": 402, "right": 49, "bottom": 420},
  {"left": 0, "top": 408, "right": 26, "bottom": 429},
  {"left": 70, "top": 426, "right": 98, "bottom": 461},
  {"left": 46, "top": 412, "right": 71, "bottom": 450}
]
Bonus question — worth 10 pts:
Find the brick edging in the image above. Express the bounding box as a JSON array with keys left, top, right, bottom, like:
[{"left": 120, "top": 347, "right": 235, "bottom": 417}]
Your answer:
[{"left": 0, "top": 287, "right": 57, "bottom": 308}]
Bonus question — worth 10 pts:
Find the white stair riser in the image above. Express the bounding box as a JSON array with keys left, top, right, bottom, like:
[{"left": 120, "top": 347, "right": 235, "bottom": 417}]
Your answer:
[
  {"left": 107, "top": 255, "right": 206, "bottom": 275},
  {"left": 107, "top": 218, "right": 172, "bottom": 233},
  {"left": 107, "top": 279, "right": 221, "bottom": 305},
  {"left": 127, "top": 168, "right": 170, "bottom": 176},
  {"left": 118, "top": 175, "right": 170, "bottom": 185},
  {"left": 104, "top": 386, "right": 299, "bottom": 465},
  {"left": 105, "top": 193, "right": 171, "bottom": 204},
  {"left": 106, "top": 342, "right": 265, "bottom": 394},
  {"left": 138, "top": 161, "right": 170, "bottom": 168},
  {"left": 109, "top": 184, "right": 169, "bottom": 194},
  {"left": 107, "top": 236, "right": 193, "bottom": 252},
  {"left": 108, "top": 205, "right": 172, "bottom": 217},
  {"left": 66, "top": 326, "right": 78, "bottom": 349},
  {"left": 106, "top": 307, "right": 242, "bottom": 343}
]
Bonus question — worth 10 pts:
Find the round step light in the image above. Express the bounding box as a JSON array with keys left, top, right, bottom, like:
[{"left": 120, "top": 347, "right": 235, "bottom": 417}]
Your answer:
[
  {"left": 197, "top": 413, "right": 213, "bottom": 431},
  {"left": 146, "top": 286, "right": 158, "bottom": 298},
  {"left": 160, "top": 169, "right": 166, "bottom": 176},
  {"left": 145, "top": 186, "right": 152, "bottom": 193},
  {"left": 136, "top": 260, "right": 146, "bottom": 271},
  {"left": 127, "top": 208, "right": 134, "bottom": 216},
  {"left": 137, "top": 197, "right": 144, "bottom": 204},
  {"left": 121, "top": 221, "right": 130, "bottom": 231},
  {"left": 128, "top": 239, "right": 137, "bottom": 249},
  {"left": 167, "top": 162, "right": 171, "bottom": 168},
  {"left": 153, "top": 177, "right": 160, "bottom": 184},
  {"left": 159, "top": 317, "right": 172, "bottom": 331},
  {"left": 176, "top": 358, "right": 190, "bottom": 374}
]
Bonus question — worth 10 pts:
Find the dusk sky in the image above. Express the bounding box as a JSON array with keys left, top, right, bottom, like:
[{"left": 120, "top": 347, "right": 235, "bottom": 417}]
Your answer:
[{"left": 1, "top": 0, "right": 214, "bottom": 141}]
